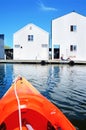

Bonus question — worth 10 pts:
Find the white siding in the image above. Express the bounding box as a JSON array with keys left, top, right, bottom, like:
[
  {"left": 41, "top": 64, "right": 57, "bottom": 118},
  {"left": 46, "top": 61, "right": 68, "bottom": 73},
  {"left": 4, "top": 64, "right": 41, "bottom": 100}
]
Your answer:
[
  {"left": 13, "top": 23, "right": 49, "bottom": 60},
  {"left": 52, "top": 12, "right": 86, "bottom": 61}
]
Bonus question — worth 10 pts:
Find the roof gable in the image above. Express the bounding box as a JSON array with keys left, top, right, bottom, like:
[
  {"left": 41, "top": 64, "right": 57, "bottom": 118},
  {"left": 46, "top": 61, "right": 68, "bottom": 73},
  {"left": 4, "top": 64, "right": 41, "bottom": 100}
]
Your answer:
[
  {"left": 52, "top": 12, "right": 86, "bottom": 22},
  {"left": 14, "top": 23, "right": 49, "bottom": 35}
]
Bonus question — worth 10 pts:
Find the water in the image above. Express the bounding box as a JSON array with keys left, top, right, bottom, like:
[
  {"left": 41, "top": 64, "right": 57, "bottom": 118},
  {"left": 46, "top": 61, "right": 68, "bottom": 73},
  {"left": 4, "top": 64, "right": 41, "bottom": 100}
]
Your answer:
[{"left": 0, "top": 64, "right": 86, "bottom": 130}]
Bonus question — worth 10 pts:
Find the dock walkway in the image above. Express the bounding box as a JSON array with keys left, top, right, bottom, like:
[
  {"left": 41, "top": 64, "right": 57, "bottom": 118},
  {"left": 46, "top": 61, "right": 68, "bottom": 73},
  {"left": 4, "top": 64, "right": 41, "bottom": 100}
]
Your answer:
[{"left": 0, "top": 59, "right": 86, "bottom": 65}]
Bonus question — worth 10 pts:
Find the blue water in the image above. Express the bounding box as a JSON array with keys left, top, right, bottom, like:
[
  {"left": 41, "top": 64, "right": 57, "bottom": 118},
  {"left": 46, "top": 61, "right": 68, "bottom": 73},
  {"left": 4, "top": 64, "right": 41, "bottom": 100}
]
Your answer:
[{"left": 0, "top": 64, "right": 86, "bottom": 130}]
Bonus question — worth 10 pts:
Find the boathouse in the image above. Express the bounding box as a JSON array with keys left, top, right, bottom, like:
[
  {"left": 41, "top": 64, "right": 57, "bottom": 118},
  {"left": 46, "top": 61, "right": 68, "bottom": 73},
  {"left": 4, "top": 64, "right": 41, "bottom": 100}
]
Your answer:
[
  {"left": 13, "top": 23, "right": 49, "bottom": 60},
  {"left": 0, "top": 34, "right": 4, "bottom": 59},
  {"left": 52, "top": 12, "right": 86, "bottom": 61}
]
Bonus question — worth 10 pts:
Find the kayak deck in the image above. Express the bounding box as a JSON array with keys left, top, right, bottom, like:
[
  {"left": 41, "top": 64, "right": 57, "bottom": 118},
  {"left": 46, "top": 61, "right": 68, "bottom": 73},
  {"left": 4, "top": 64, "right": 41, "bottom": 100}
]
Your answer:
[{"left": 0, "top": 76, "right": 76, "bottom": 130}]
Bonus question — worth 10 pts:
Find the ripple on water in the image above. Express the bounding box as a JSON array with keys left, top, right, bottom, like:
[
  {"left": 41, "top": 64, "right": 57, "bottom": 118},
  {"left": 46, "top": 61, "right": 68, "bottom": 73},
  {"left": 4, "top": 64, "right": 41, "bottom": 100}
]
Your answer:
[{"left": 0, "top": 64, "right": 86, "bottom": 130}]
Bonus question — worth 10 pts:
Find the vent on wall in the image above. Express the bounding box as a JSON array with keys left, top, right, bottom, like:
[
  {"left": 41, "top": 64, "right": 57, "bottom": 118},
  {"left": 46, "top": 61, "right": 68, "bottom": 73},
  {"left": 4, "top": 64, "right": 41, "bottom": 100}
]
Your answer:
[{"left": 29, "top": 26, "right": 32, "bottom": 30}]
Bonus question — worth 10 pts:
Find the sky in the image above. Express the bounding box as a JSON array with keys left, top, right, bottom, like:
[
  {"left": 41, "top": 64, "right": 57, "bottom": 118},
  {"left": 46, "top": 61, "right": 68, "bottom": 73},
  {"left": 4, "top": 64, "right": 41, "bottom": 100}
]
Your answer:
[{"left": 0, "top": 0, "right": 86, "bottom": 48}]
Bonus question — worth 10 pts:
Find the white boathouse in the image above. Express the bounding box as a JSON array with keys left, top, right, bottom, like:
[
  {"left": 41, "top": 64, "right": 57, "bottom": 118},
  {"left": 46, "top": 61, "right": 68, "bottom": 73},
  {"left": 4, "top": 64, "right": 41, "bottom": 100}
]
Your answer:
[
  {"left": 52, "top": 12, "right": 86, "bottom": 61},
  {"left": 13, "top": 23, "right": 49, "bottom": 60}
]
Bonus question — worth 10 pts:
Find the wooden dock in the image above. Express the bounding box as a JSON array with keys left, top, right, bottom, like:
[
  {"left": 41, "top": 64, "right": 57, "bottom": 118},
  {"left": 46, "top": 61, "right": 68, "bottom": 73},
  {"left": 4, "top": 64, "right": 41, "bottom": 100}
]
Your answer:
[{"left": 0, "top": 59, "right": 86, "bottom": 65}]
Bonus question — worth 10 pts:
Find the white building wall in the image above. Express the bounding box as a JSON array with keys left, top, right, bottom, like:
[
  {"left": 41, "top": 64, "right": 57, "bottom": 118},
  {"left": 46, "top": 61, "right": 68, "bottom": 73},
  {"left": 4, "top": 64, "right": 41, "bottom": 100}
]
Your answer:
[
  {"left": 52, "top": 12, "right": 86, "bottom": 61},
  {"left": 13, "top": 23, "right": 49, "bottom": 60}
]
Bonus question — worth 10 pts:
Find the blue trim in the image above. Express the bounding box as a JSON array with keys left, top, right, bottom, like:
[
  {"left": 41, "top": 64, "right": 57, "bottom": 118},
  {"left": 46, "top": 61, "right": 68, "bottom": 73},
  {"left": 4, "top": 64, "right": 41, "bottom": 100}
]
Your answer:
[{"left": 54, "top": 45, "right": 60, "bottom": 48}]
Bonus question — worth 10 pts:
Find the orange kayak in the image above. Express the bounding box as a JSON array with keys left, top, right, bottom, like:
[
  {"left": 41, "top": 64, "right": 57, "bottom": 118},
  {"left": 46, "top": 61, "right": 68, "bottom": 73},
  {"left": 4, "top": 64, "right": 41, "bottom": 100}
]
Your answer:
[{"left": 0, "top": 76, "right": 76, "bottom": 130}]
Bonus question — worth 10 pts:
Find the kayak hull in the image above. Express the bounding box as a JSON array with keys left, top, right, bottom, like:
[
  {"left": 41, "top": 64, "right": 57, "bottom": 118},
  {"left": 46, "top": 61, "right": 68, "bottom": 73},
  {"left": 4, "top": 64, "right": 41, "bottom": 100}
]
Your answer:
[{"left": 0, "top": 76, "right": 76, "bottom": 130}]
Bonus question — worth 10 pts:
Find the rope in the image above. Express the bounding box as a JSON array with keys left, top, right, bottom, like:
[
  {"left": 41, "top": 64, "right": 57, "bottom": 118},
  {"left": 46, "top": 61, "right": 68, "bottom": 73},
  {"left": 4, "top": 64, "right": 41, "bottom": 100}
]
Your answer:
[{"left": 14, "top": 76, "right": 22, "bottom": 130}]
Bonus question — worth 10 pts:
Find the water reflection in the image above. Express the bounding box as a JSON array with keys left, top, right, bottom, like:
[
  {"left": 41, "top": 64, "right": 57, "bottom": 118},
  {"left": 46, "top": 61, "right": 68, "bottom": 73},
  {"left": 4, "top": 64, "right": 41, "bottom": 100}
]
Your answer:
[
  {"left": 0, "top": 64, "right": 5, "bottom": 97},
  {"left": 0, "top": 64, "right": 13, "bottom": 97},
  {"left": 0, "top": 64, "right": 5, "bottom": 82},
  {"left": 41, "top": 65, "right": 60, "bottom": 100},
  {"left": 0, "top": 64, "right": 86, "bottom": 130}
]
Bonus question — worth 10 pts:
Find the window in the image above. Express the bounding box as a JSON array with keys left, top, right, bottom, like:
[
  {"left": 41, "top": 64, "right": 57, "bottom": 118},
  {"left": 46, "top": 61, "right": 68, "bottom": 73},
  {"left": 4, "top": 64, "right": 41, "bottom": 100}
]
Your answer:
[
  {"left": 41, "top": 44, "right": 48, "bottom": 48},
  {"left": 70, "top": 25, "right": 77, "bottom": 32},
  {"left": 28, "top": 35, "right": 34, "bottom": 41},
  {"left": 0, "top": 34, "right": 4, "bottom": 40},
  {"left": 70, "top": 45, "right": 77, "bottom": 51},
  {"left": 14, "top": 44, "right": 20, "bottom": 48}
]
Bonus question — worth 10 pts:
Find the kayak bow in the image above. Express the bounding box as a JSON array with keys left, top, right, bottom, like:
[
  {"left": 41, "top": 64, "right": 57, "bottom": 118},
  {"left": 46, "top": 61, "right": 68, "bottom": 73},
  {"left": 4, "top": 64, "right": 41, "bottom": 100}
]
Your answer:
[{"left": 0, "top": 76, "right": 76, "bottom": 130}]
